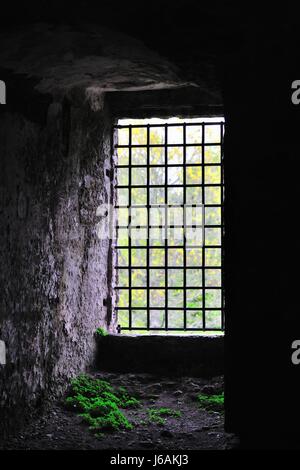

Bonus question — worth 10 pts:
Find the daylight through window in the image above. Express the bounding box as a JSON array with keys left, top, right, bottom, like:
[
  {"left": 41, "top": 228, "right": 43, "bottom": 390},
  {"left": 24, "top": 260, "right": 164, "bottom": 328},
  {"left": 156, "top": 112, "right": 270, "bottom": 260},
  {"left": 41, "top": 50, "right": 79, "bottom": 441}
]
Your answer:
[{"left": 114, "top": 118, "right": 224, "bottom": 334}]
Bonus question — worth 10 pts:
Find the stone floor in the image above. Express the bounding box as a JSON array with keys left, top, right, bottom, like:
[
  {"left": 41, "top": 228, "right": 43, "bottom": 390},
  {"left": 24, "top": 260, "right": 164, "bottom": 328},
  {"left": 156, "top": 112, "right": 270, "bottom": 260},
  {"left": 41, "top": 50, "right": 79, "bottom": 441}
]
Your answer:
[{"left": 0, "top": 372, "right": 237, "bottom": 450}]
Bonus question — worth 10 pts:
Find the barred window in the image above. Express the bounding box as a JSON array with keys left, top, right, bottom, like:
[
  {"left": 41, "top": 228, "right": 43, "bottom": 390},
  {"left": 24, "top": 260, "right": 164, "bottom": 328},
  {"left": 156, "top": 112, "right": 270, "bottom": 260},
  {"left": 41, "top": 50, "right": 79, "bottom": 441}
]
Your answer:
[{"left": 114, "top": 118, "right": 224, "bottom": 334}]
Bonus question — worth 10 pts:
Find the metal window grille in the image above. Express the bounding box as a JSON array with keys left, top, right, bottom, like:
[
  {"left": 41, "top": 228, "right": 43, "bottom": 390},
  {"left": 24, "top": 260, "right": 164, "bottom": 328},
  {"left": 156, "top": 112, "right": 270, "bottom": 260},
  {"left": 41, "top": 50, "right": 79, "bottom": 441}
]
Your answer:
[{"left": 113, "top": 119, "right": 224, "bottom": 332}]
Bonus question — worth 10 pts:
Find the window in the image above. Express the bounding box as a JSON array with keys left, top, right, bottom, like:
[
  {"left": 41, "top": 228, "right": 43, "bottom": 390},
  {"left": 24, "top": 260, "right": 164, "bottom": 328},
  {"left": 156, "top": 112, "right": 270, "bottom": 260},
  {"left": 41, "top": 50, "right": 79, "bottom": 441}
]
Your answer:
[{"left": 114, "top": 118, "right": 224, "bottom": 333}]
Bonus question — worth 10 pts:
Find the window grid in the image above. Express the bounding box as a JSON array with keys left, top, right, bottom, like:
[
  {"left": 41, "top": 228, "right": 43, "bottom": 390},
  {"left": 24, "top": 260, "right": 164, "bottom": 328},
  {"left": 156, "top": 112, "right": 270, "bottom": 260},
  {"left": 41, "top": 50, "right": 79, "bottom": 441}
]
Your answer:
[{"left": 114, "top": 120, "right": 224, "bottom": 332}]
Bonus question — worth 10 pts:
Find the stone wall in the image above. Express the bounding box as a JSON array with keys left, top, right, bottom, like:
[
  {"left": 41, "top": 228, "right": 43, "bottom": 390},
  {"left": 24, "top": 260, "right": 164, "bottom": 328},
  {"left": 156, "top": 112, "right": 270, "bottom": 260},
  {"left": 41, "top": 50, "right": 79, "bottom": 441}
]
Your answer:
[
  {"left": 97, "top": 335, "right": 224, "bottom": 377},
  {"left": 0, "top": 95, "right": 116, "bottom": 435}
]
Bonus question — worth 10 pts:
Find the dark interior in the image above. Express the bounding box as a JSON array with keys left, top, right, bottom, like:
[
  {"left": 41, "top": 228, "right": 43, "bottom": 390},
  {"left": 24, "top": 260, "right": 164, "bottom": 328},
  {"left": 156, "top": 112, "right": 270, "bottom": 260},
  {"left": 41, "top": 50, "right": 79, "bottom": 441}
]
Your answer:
[{"left": 1, "top": 1, "right": 300, "bottom": 449}]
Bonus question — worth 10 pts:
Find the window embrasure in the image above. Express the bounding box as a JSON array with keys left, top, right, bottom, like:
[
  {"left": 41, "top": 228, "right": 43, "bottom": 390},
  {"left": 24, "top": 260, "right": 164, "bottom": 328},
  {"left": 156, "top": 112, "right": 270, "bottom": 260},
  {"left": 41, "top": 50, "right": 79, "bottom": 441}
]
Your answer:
[{"left": 113, "top": 117, "right": 224, "bottom": 335}]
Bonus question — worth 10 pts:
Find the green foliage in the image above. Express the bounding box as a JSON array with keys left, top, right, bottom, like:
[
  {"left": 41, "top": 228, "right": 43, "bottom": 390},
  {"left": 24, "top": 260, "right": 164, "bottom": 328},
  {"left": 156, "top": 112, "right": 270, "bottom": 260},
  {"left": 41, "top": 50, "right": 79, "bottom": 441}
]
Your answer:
[
  {"left": 79, "top": 409, "right": 132, "bottom": 432},
  {"left": 116, "top": 386, "right": 140, "bottom": 408},
  {"left": 95, "top": 327, "right": 108, "bottom": 337},
  {"left": 66, "top": 374, "right": 139, "bottom": 433},
  {"left": 147, "top": 407, "right": 181, "bottom": 425},
  {"left": 197, "top": 392, "right": 224, "bottom": 413}
]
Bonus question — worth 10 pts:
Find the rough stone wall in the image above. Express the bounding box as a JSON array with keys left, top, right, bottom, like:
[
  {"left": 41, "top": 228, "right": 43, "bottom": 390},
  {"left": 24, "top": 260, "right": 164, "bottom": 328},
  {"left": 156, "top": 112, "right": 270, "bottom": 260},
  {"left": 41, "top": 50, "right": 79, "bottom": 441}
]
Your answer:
[
  {"left": 97, "top": 335, "right": 224, "bottom": 377},
  {"left": 0, "top": 96, "right": 115, "bottom": 434}
]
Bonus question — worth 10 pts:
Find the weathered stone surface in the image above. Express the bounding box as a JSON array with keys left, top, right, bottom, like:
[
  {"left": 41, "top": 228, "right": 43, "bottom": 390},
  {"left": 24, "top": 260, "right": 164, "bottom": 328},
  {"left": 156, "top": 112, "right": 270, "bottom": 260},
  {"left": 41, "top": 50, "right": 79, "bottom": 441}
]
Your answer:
[
  {"left": 96, "top": 335, "right": 224, "bottom": 377},
  {"left": 0, "top": 25, "right": 192, "bottom": 96},
  {"left": 0, "top": 97, "right": 116, "bottom": 435}
]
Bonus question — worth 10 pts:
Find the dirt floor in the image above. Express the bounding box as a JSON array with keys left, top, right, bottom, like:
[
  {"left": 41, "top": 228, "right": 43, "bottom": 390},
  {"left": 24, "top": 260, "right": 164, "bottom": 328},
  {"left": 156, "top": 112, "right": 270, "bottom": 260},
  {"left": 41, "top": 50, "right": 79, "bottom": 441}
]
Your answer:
[{"left": 0, "top": 372, "right": 238, "bottom": 450}]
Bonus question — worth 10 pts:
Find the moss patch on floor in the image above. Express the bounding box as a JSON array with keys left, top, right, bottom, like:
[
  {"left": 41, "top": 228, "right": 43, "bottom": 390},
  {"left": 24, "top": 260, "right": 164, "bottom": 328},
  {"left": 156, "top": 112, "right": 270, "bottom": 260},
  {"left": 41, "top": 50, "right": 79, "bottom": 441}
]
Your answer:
[
  {"left": 147, "top": 407, "right": 181, "bottom": 425},
  {"left": 2, "top": 374, "right": 229, "bottom": 450},
  {"left": 65, "top": 374, "right": 140, "bottom": 433},
  {"left": 197, "top": 392, "right": 224, "bottom": 413}
]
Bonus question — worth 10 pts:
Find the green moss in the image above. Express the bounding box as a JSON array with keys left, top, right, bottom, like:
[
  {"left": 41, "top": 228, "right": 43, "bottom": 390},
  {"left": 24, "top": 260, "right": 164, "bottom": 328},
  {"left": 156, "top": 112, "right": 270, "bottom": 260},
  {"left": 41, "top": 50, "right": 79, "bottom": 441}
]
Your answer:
[
  {"left": 197, "top": 392, "right": 224, "bottom": 413},
  {"left": 116, "top": 386, "right": 140, "bottom": 408},
  {"left": 147, "top": 407, "right": 181, "bottom": 425},
  {"left": 95, "top": 327, "right": 108, "bottom": 337},
  {"left": 79, "top": 410, "right": 133, "bottom": 432},
  {"left": 66, "top": 374, "right": 139, "bottom": 434}
]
